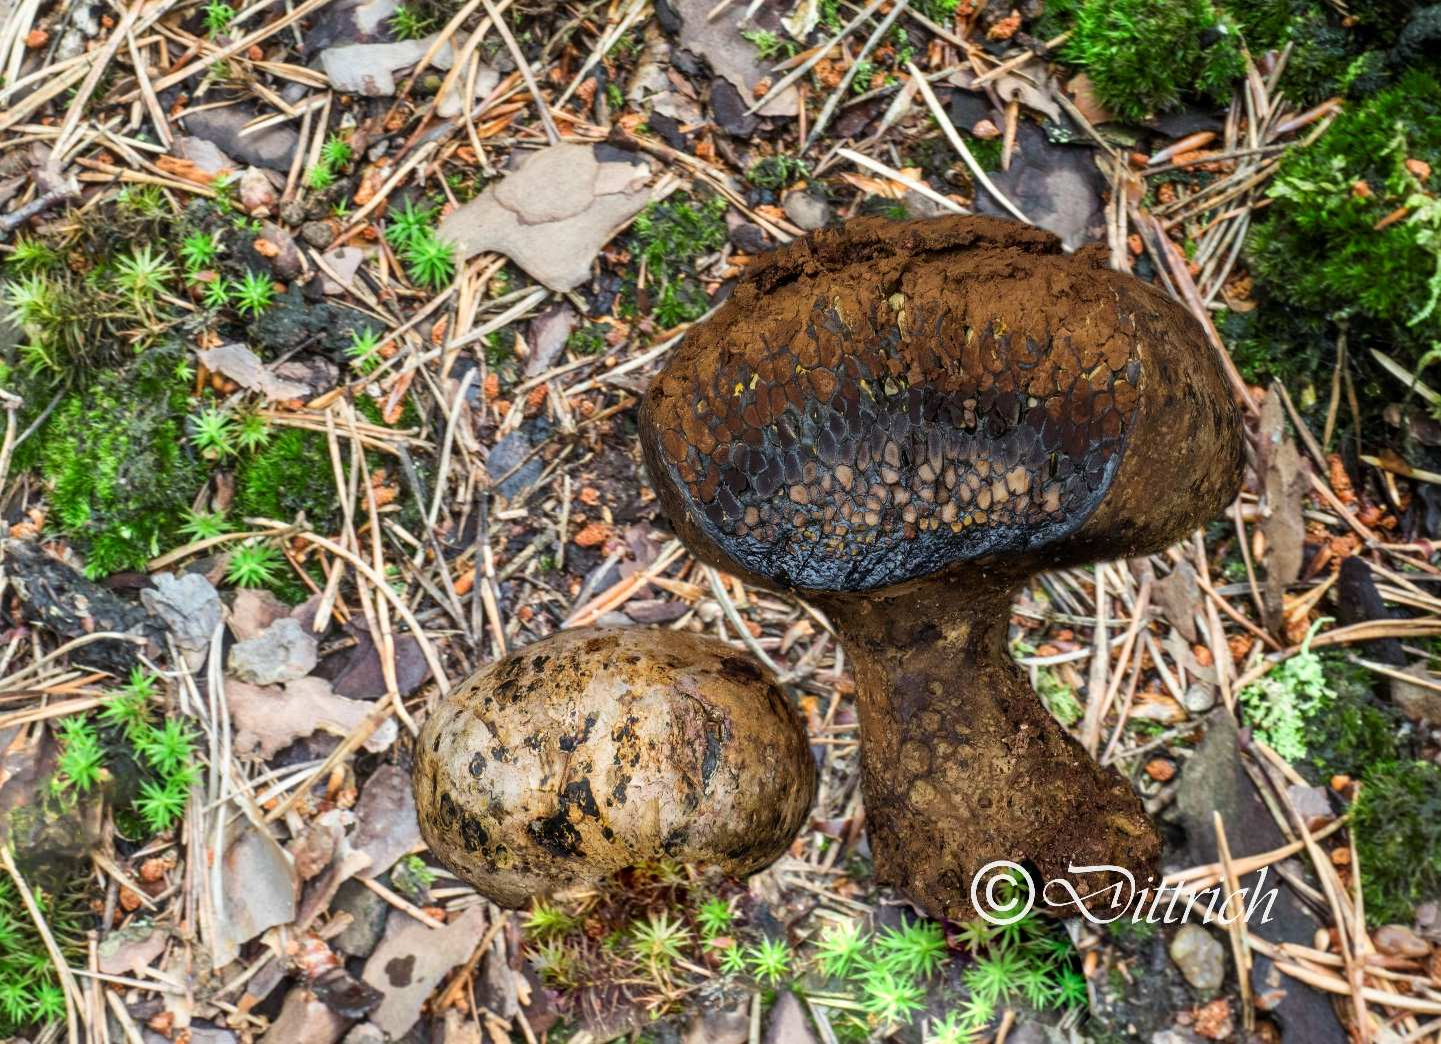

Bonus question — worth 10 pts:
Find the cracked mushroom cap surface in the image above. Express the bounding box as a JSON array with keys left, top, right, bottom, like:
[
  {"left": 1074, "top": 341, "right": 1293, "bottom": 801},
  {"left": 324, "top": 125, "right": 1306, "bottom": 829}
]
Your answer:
[
  {"left": 640, "top": 215, "right": 1245, "bottom": 593},
  {"left": 412, "top": 627, "right": 816, "bottom": 908}
]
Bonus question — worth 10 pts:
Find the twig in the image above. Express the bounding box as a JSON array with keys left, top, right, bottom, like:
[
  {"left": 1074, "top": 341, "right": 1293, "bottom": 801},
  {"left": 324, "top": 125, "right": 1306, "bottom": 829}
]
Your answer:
[
  {"left": 2, "top": 844, "right": 82, "bottom": 1043},
  {"left": 479, "top": 0, "right": 561, "bottom": 145},
  {"left": 906, "top": 61, "right": 1030, "bottom": 223},
  {"left": 836, "top": 147, "right": 967, "bottom": 214},
  {"left": 744, "top": 0, "right": 892, "bottom": 116}
]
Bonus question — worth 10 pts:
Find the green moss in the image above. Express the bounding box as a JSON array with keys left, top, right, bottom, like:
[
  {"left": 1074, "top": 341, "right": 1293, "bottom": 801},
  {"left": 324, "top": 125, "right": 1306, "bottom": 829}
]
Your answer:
[
  {"left": 1248, "top": 69, "right": 1441, "bottom": 371},
  {"left": 1239, "top": 631, "right": 1333, "bottom": 762},
  {"left": 1223, "top": 0, "right": 1426, "bottom": 104},
  {"left": 857, "top": 198, "right": 911, "bottom": 220},
  {"left": 232, "top": 428, "right": 339, "bottom": 528},
  {"left": 913, "top": 0, "right": 960, "bottom": 21},
  {"left": 1054, "top": 0, "right": 1246, "bottom": 122},
  {"left": 1238, "top": 641, "right": 1407, "bottom": 785},
  {"left": 355, "top": 387, "right": 422, "bottom": 430},
  {"left": 1105, "top": 917, "right": 1158, "bottom": 943},
  {"left": 746, "top": 155, "right": 811, "bottom": 191},
  {"left": 565, "top": 324, "right": 609, "bottom": 356},
  {"left": 39, "top": 356, "right": 203, "bottom": 577},
  {"left": 1344, "top": 0, "right": 1424, "bottom": 37},
  {"left": 1225, "top": 0, "right": 1301, "bottom": 48},
  {"left": 1302, "top": 656, "right": 1406, "bottom": 782},
  {"left": 1393, "top": 5, "right": 1441, "bottom": 69},
  {"left": 1221, "top": 304, "right": 1334, "bottom": 394},
  {"left": 630, "top": 195, "right": 728, "bottom": 278},
  {"left": 625, "top": 194, "right": 728, "bottom": 327},
  {"left": 1353, "top": 760, "right": 1441, "bottom": 925},
  {"left": 0, "top": 871, "right": 88, "bottom": 1036},
  {"left": 966, "top": 135, "right": 1005, "bottom": 173}
]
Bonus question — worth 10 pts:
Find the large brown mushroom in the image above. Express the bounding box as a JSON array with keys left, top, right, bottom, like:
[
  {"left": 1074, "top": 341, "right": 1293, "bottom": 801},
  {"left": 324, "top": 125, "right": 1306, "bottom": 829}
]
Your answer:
[
  {"left": 639, "top": 215, "right": 1244, "bottom": 921},
  {"left": 413, "top": 627, "right": 816, "bottom": 907}
]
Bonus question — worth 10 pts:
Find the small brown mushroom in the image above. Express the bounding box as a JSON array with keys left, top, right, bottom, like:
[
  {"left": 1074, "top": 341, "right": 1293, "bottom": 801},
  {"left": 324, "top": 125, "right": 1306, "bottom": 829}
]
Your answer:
[
  {"left": 412, "top": 626, "right": 816, "bottom": 907},
  {"left": 639, "top": 215, "right": 1244, "bottom": 921}
]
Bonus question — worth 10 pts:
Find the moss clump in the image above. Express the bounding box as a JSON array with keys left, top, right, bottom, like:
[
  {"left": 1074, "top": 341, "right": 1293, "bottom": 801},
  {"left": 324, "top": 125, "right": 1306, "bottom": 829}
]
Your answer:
[
  {"left": 1052, "top": 0, "right": 1245, "bottom": 122},
  {"left": 1237, "top": 644, "right": 1408, "bottom": 787},
  {"left": 0, "top": 871, "right": 88, "bottom": 1035},
  {"left": 1392, "top": 5, "right": 1441, "bottom": 69},
  {"left": 1353, "top": 760, "right": 1441, "bottom": 925},
  {"left": 1221, "top": 303, "right": 1335, "bottom": 395},
  {"left": 232, "top": 428, "right": 339, "bottom": 528},
  {"left": 625, "top": 195, "right": 728, "bottom": 327},
  {"left": 746, "top": 155, "right": 811, "bottom": 191},
  {"left": 1302, "top": 657, "right": 1406, "bottom": 782},
  {"left": 1287, "top": 12, "right": 1395, "bottom": 102},
  {"left": 1248, "top": 69, "right": 1441, "bottom": 372},
  {"left": 38, "top": 356, "right": 203, "bottom": 577},
  {"left": 565, "top": 324, "right": 610, "bottom": 356}
]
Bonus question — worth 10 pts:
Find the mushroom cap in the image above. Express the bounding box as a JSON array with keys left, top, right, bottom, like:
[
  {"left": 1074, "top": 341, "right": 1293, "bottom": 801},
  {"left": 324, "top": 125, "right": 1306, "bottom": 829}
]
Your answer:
[
  {"left": 640, "top": 215, "right": 1244, "bottom": 593},
  {"left": 412, "top": 627, "right": 816, "bottom": 907}
]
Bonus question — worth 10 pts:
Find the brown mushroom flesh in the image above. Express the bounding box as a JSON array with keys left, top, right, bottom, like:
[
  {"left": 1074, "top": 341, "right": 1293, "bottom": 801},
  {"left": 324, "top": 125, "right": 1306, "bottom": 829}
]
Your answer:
[
  {"left": 413, "top": 627, "right": 817, "bottom": 908},
  {"left": 640, "top": 215, "right": 1245, "bottom": 921}
]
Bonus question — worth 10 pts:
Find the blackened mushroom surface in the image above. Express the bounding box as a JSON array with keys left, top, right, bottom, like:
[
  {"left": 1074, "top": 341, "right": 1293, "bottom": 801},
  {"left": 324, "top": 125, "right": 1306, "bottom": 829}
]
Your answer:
[
  {"left": 642, "top": 215, "right": 1241, "bottom": 592},
  {"left": 412, "top": 627, "right": 816, "bottom": 908},
  {"left": 639, "top": 215, "right": 1245, "bottom": 921}
]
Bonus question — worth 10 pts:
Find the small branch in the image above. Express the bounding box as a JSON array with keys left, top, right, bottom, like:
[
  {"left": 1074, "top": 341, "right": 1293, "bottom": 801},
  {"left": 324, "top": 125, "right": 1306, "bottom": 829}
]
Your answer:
[{"left": 0, "top": 176, "right": 79, "bottom": 235}]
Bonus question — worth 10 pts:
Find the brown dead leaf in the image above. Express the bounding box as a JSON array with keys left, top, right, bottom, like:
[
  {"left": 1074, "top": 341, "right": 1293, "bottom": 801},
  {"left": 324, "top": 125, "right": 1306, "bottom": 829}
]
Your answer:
[
  {"left": 370, "top": 469, "right": 399, "bottom": 507},
  {"left": 353, "top": 163, "right": 390, "bottom": 208},
  {"left": 1065, "top": 73, "right": 1115, "bottom": 125},
  {"left": 1144, "top": 758, "right": 1176, "bottom": 782},
  {"left": 1193, "top": 998, "right": 1234, "bottom": 1040},
  {"left": 1153, "top": 560, "right": 1200, "bottom": 643},
  {"left": 1327, "top": 453, "right": 1357, "bottom": 503},
  {"left": 228, "top": 677, "right": 398, "bottom": 759},
  {"left": 1260, "top": 393, "right": 1306, "bottom": 635},
  {"left": 198, "top": 343, "right": 310, "bottom": 402},
  {"left": 438, "top": 142, "right": 656, "bottom": 292}
]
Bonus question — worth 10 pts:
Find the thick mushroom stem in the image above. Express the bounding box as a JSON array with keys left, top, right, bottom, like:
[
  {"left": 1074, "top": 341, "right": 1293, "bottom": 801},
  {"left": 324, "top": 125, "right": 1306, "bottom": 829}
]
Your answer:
[{"left": 819, "top": 575, "right": 1160, "bottom": 922}]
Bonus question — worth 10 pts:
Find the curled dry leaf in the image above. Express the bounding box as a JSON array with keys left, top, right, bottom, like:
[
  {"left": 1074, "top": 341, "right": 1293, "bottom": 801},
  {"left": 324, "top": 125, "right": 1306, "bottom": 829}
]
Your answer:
[
  {"left": 438, "top": 143, "right": 657, "bottom": 291},
  {"left": 228, "top": 676, "right": 398, "bottom": 759},
  {"left": 198, "top": 344, "right": 311, "bottom": 402}
]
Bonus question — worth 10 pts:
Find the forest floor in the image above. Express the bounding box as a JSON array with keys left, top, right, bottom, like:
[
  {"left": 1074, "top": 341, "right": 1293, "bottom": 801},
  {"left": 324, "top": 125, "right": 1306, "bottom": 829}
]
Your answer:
[{"left": 1, "top": 0, "right": 1440, "bottom": 1042}]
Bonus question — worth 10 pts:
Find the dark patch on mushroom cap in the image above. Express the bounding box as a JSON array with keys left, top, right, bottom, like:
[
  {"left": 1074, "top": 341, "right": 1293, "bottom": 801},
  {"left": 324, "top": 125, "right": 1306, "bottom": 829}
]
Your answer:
[{"left": 528, "top": 810, "right": 584, "bottom": 858}]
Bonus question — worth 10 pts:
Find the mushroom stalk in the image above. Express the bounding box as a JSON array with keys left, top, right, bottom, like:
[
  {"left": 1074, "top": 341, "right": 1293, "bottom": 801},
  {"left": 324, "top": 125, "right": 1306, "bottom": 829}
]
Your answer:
[
  {"left": 638, "top": 215, "right": 1244, "bottom": 921},
  {"left": 818, "top": 575, "right": 1158, "bottom": 921}
]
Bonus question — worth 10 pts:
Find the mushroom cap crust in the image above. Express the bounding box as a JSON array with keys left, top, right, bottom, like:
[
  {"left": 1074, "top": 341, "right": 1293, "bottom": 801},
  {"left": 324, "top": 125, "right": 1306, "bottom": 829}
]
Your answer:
[
  {"left": 640, "top": 215, "right": 1244, "bottom": 593},
  {"left": 412, "top": 627, "right": 817, "bottom": 908}
]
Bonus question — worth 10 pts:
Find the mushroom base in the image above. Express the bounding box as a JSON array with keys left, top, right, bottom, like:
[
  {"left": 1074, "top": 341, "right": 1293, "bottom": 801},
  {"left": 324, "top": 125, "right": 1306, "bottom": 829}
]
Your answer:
[{"left": 821, "top": 576, "right": 1161, "bottom": 923}]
